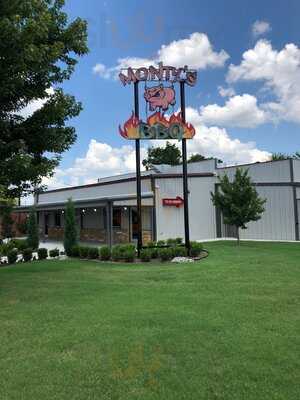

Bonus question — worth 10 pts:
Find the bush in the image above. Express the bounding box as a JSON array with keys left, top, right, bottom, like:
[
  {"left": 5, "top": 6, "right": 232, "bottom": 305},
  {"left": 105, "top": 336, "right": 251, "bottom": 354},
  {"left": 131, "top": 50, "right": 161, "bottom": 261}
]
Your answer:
[
  {"left": 88, "top": 247, "right": 99, "bottom": 259},
  {"left": 0, "top": 241, "right": 15, "bottom": 256},
  {"left": 70, "top": 245, "right": 80, "bottom": 257},
  {"left": 112, "top": 244, "right": 136, "bottom": 262},
  {"left": 175, "top": 237, "right": 183, "bottom": 245},
  {"left": 190, "top": 242, "right": 203, "bottom": 257},
  {"left": 38, "top": 248, "right": 48, "bottom": 260},
  {"left": 147, "top": 241, "right": 156, "bottom": 248},
  {"left": 150, "top": 247, "right": 159, "bottom": 259},
  {"left": 10, "top": 239, "right": 28, "bottom": 251},
  {"left": 22, "top": 248, "right": 33, "bottom": 262},
  {"left": 140, "top": 249, "right": 151, "bottom": 262},
  {"left": 7, "top": 249, "right": 18, "bottom": 264},
  {"left": 63, "top": 199, "right": 78, "bottom": 256},
  {"left": 172, "top": 246, "right": 187, "bottom": 258},
  {"left": 100, "top": 245, "right": 111, "bottom": 261},
  {"left": 158, "top": 247, "right": 173, "bottom": 261},
  {"left": 166, "top": 238, "right": 177, "bottom": 246},
  {"left": 79, "top": 246, "right": 90, "bottom": 259},
  {"left": 156, "top": 240, "right": 166, "bottom": 247},
  {"left": 49, "top": 248, "right": 59, "bottom": 258},
  {"left": 27, "top": 207, "right": 39, "bottom": 250}
]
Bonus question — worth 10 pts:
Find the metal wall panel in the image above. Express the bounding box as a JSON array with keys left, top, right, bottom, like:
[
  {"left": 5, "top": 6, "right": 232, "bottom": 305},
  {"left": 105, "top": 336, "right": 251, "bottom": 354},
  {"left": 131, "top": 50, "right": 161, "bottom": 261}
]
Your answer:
[
  {"left": 218, "top": 160, "right": 291, "bottom": 183},
  {"left": 156, "top": 159, "right": 216, "bottom": 174},
  {"left": 239, "top": 186, "right": 295, "bottom": 240},
  {"left": 155, "top": 176, "right": 216, "bottom": 240},
  {"left": 293, "top": 160, "right": 300, "bottom": 182},
  {"left": 38, "top": 179, "right": 152, "bottom": 205}
]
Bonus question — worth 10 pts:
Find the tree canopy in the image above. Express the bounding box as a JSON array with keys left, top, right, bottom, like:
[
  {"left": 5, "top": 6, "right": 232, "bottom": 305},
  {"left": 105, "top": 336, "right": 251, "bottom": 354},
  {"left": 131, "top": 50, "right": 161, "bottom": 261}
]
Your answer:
[
  {"left": 0, "top": 0, "right": 88, "bottom": 198},
  {"left": 211, "top": 168, "right": 266, "bottom": 243}
]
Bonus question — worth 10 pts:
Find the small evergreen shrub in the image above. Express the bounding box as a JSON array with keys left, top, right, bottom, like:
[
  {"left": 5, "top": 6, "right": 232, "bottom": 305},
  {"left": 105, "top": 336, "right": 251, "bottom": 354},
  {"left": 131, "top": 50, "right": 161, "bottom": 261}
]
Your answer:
[
  {"left": 100, "top": 245, "right": 111, "bottom": 261},
  {"left": 150, "top": 247, "right": 159, "bottom": 259},
  {"left": 190, "top": 242, "right": 203, "bottom": 257},
  {"left": 175, "top": 237, "right": 183, "bottom": 245},
  {"left": 156, "top": 240, "right": 166, "bottom": 247},
  {"left": 63, "top": 198, "right": 78, "bottom": 256},
  {"left": 112, "top": 244, "right": 136, "bottom": 262},
  {"left": 10, "top": 239, "right": 28, "bottom": 251},
  {"left": 70, "top": 245, "right": 80, "bottom": 257},
  {"left": 79, "top": 246, "right": 89, "bottom": 259},
  {"left": 166, "top": 238, "right": 177, "bottom": 246},
  {"left": 0, "top": 241, "right": 15, "bottom": 256},
  {"left": 27, "top": 207, "right": 39, "bottom": 250},
  {"left": 22, "top": 248, "right": 33, "bottom": 262},
  {"left": 172, "top": 246, "right": 187, "bottom": 257},
  {"left": 38, "top": 248, "right": 48, "bottom": 260},
  {"left": 140, "top": 249, "right": 151, "bottom": 262},
  {"left": 49, "top": 248, "right": 59, "bottom": 258},
  {"left": 7, "top": 249, "right": 18, "bottom": 264},
  {"left": 88, "top": 247, "right": 99, "bottom": 259},
  {"left": 147, "top": 241, "right": 156, "bottom": 248},
  {"left": 158, "top": 247, "right": 173, "bottom": 261}
]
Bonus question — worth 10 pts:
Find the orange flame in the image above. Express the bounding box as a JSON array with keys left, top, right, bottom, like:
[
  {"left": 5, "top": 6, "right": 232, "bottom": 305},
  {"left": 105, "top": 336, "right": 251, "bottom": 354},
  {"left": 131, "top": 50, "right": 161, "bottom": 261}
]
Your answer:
[
  {"left": 119, "top": 111, "right": 195, "bottom": 139},
  {"left": 119, "top": 111, "right": 140, "bottom": 139}
]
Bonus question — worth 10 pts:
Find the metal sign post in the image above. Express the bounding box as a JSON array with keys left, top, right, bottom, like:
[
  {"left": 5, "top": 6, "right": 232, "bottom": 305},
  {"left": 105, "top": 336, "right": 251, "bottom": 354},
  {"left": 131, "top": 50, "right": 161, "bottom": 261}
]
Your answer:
[
  {"left": 119, "top": 63, "right": 197, "bottom": 256},
  {"left": 134, "top": 81, "right": 143, "bottom": 256},
  {"left": 180, "top": 81, "right": 191, "bottom": 255}
]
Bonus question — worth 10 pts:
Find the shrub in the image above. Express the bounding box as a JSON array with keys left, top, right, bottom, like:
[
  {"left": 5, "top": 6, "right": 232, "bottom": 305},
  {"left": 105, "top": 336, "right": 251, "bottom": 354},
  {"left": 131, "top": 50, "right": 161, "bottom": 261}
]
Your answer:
[
  {"left": 140, "top": 249, "right": 151, "bottom": 262},
  {"left": 156, "top": 240, "right": 165, "bottom": 247},
  {"left": 27, "top": 207, "right": 39, "bottom": 250},
  {"left": 175, "top": 237, "right": 183, "bottom": 245},
  {"left": 79, "top": 246, "right": 89, "bottom": 259},
  {"left": 172, "top": 246, "right": 187, "bottom": 258},
  {"left": 0, "top": 241, "right": 15, "bottom": 256},
  {"left": 22, "top": 248, "right": 33, "bottom": 262},
  {"left": 166, "top": 238, "right": 177, "bottom": 246},
  {"left": 49, "top": 248, "right": 59, "bottom": 258},
  {"left": 63, "top": 198, "right": 78, "bottom": 256},
  {"left": 112, "top": 244, "right": 136, "bottom": 262},
  {"left": 38, "top": 248, "right": 48, "bottom": 260},
  {"left": 150, "top": 247, "right": 159, "bottom": 259},
  {"left": 190, "top": 242, "right": 203, "bottom": 257},
  {"left": 158, "top": 247, "right": 173, "bottom": 261},
  {"left": 100, "top": 245, "right": 111, "bottom": 261},
  {"left": 10, "top": 239, "right": 28, "bottom": 251},
  {"left": 7, "top": 249, "right": 18, "bottom": 264},
  {"left": 70, "top": 245, "right": 80, "bottom": 257},
  {"left": 88, "top": 247, "right": 99, "bottom": 259},
  {"left": 147, "top": 241, "right": 156, "bottom": 248}
]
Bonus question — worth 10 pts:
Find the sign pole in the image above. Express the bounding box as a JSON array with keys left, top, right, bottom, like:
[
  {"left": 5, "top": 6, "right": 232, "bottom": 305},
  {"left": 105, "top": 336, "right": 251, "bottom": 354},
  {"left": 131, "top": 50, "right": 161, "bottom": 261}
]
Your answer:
[
  {"left": 180, "top": 81, "right": 191, "bottom": 255},
  {"left": 134, "top": 81, "right": 143, "bottom": 256}
]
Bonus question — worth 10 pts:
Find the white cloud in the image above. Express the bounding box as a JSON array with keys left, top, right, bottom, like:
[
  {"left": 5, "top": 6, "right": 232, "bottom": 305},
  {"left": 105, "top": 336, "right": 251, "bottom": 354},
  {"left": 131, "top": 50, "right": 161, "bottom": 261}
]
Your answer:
[
  {"left": 252, "top": 20, "right": 271, "bottom": 37},
  {"left": 227, "top": 40, "right": 300, "bottom": 123},
  {"left": 93, "top": 32, "right": 229, "bottom": 79},
  {"left": 199, "top": 94, "right": 267, "bottom": 128},
  {"left": 218, "top": 86, "right": 236, "bottom": 97},
  {"left": 185, "top": 107, "right": 270, "bottom": 164},
  {"left": 18, "top": 88, "right": 54, "bottom": 118}
]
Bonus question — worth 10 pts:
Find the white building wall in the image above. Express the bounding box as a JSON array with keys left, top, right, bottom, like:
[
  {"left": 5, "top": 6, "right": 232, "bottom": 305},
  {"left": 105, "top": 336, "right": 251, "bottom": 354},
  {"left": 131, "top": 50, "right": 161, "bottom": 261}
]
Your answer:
[
  {"left": 219, "top": 160, "right": 291, "bottom": 183},
  {"left": 155, "top": 176, "right": 216, "bottom": 241},
  {"left": 239, "top": 186, "right": 296, "bottom": 241},
  {"left": 293, "top": 160, "right": 300, "bottom": 182},
  {"left": 38, "top": 179, "right": 152, "bottom": 205}
]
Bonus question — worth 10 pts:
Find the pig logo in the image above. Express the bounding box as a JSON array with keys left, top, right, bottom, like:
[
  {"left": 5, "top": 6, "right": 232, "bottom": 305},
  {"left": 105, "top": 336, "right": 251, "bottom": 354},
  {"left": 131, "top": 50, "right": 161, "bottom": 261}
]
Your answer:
[{"left": 144, "top": 84, "right": 176, "bottom": 112}]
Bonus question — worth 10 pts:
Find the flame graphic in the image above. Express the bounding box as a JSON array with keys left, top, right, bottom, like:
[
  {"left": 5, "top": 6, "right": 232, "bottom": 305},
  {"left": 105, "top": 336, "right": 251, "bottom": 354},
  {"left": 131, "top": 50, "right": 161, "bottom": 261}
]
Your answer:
[
  {"left": 119, "top": 111, "right": 140, "bottom": 139},
  {"left": 119, "top": 111, "right": 195, "bottom": 139}
]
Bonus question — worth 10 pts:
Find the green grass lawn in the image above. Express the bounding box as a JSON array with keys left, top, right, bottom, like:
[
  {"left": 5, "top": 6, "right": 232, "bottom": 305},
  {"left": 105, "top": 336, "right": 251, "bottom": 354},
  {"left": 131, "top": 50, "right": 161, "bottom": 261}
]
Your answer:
[{"left": 0, "top": 241, "right": 299, "bottom": 400}]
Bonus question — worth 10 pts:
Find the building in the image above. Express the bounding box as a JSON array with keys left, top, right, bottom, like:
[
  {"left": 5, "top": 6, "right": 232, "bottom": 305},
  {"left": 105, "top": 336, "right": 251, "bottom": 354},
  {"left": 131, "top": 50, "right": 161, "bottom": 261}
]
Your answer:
[{"left": 15, "top": 158, "right": 300, "bottom": 244}]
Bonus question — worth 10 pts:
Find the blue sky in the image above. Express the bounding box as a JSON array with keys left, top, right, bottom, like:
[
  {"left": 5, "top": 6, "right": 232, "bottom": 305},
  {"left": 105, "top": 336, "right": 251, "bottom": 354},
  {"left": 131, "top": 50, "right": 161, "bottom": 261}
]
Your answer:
[{"left": 25, "top": 0, "right": 300, "bottom": 190}]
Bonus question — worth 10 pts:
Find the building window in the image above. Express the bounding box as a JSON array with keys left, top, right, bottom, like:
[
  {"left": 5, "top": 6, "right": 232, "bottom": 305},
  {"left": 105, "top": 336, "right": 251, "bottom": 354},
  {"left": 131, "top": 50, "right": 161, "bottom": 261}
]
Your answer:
[
  {"left": 113, "top": 208, "right": 122, "bottom": 228},
  {"left": 55, "top": 211, "right": 61, "bottom": 227}
]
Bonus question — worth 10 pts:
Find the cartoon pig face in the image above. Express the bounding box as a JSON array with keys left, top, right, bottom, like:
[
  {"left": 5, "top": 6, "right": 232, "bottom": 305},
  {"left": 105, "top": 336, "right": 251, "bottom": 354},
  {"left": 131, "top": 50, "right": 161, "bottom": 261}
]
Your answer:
[{"left": 144, "top": 84, "right": 176, "bottom": 111}]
